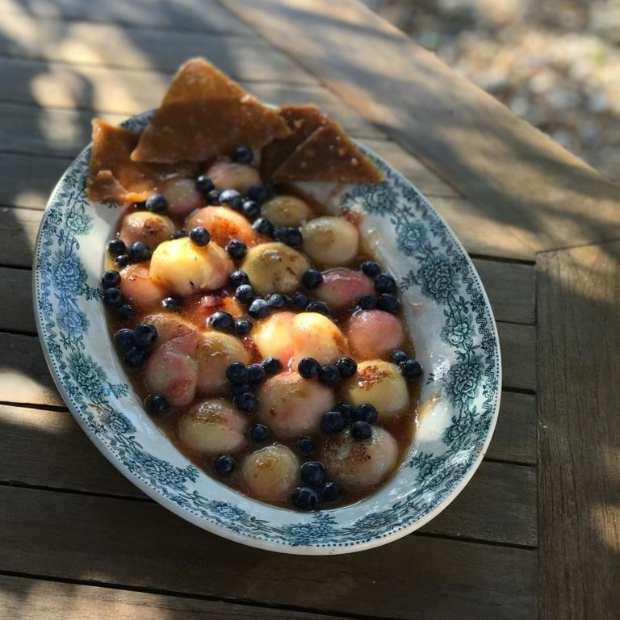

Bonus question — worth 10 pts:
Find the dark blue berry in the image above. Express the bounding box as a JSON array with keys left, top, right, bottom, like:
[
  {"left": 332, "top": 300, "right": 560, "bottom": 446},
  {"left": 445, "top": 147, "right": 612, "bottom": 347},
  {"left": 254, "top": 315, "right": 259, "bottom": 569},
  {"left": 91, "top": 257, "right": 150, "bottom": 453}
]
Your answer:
[
  {"left": 190, "top": 226, "right": 210, "bottom": 246},
  {"left": 233, "top": 391, "right": 258, "bottom": 414},
  {"left": 103, "top": 287, "right": 123, "bottom": 307},
  {"left": 274, "top": 226, "right": 303, "bottom": 248},
  {"left": 145, "top": 193, "right": 168, "bottom": 213},
  {"left": 351, "top": 420, "right": 373, "bottom": 440},
  {"left": 219, "top": 189, "right": 242, "bottom": 210},
  {"left": 231, "top": 382, "right": 252, "bottom": 396},
  {"left": 321, "top": 410, "right": 346, "bottom": 434},
  {"left": 262, "top": 357, "right": 282, "bottom": 375},
  {"left": 321, "top": 481, "right": 341, "bottom": 502},
  {"left": 226, "top": 239, "right": 247, "bottom": 260},
  {"left": 391, "top": 349, "right": 408, "bottom": 364},
  {"left": 319, "top": 364, "right": 341, "bottom": 386},
  {"left": 289, "top": 291, "right": 309, "bottom": 310},
  {"left": 172, "top": 229, "right": 187, "bottom": 239},
  {"left": 361, "top": 260, "right": 381, "bottom": 278},
  {"left": 232, "top": 145, "right": 253, "bottom": 164},
  {"left": 108, "top": 239, "right": 126, "bottom": 257},
  {"left": 113, "top": 328, "right": 136, "bottom": 353},
  {"left": 214, "top": 454, "right": 235, "bottom": 475},
  {"left": 336, "top": 402, "right": 355, "bottom": 422},
  {"left": 195, "top": 175, "right": 214, "bottom": 196},
  {"left": 229, "top": 270, "right": 249, "bottom": 287},
  {"left": 250, "top": 423, "right": 270, "bottom": 442},
  {"left": 116, "top": 303, "right": 135, "bottom": 320},
  {"left": 246, "top": 185, "right": 271, "bottom": 204},
  {"left": 302, "top": 268, "right": 323, "bottom": 289},
  {"left": 235, "top": 318, "right": 252, "bottom": 336},
  {"left": 298, "top": 357, "right": 320, "bottom": 379},
  {"left": 124, "top": 346, "right": 148, "bottom": 369},
  {"left": 297, "top": 436, "right": 315, "bottom": 455},
  {"left": 242, "top": 199, "right": 260, "bottom": 221},
  {"left": 209, "top": 311, "right": 235, "bottom": 332},
  {"left": 144, "top": 393, "right": 169, "bottom": 417},
  {"left": 101, "top": 270, "right": 121, "bottom": 289},
  {"left": 248, "top": 298, "right": 269, "bottom": 319},
  {"left": 252, "top": 217, "right": 274, "bottom": 237},
  {"left": 129, "top": 241, "right": 151, "bottom": 262},
  {"left": 336, "top": 357, "right": 357, "bottom": 378},
  {"left": 267, "top": 293, "right": 285, "bottom": 309},
  {"left": 306, "top": 301, "right": 330, "bottom": 315},
  {"left": 206, "top": 188, "right": 221, "bottom": 204},
  {"left": 352, "top": 403, "right": 378, "bottom": 424},
  {"left": 162, "top": 296, "right": 182, "bottom": 311},
  {"left": 377, "top": 293, "right": 400, "bottom": 314},
  {"left": 300, "top": 461, "right": 326, "bottom": 488},
  {"left": 115, "top": 253, "right": 130, "bottom": 268},
  {"left": 247, "top": 363, "right": 266, "bottom": 385},
  {"left": 400, "top": 359, "right": 423, "bottom": 380},
  {"left": 358, "top": 294, "right": 377, "bottom": 310},
  {"left": 134, "top": 323, "right": 158, "bottom": 349},
  {"left": 375, "top": 273, "right": 397, "bottom": 294},
  {"left": 226, "top": 361, "right": 248, "bottom": 384},
  {"left": 292, "top": 486, "right": 320, "bottom": 510}
]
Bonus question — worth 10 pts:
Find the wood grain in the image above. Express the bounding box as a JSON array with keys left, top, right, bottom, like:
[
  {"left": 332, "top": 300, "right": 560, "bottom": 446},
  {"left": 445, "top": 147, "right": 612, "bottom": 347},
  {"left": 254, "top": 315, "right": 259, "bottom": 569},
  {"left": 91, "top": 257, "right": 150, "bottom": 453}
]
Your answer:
[
  {"left": 0, "top": 485, "right": 537, "bottom": 619},
  {"left": 220, "top": 0, "right": 620, "bottom": 256},
  {"left": 0, "top": 573, "right": 351, "bottom": 620},
  {"left": 497, "top": 323, "right": 536, "bottom": 391},
  {"left": 0, "top": 207, "right": 39, "bottom": 267},
  {"left": 537, "top": 241, "right": 619, "bottom": 619}
]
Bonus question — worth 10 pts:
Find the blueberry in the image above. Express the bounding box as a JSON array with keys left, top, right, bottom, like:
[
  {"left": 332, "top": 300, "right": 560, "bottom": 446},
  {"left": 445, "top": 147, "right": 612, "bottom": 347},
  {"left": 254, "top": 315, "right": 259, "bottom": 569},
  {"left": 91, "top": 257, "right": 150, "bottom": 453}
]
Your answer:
[
  {"left": 246, "top": 184, "right": 270, "bottom": 204},
  {"left": 298, "top": 357, "right": 321, "bottom": 379},
  {"left": 124, "top": 346, "right": 148, "bottom": 369},
  {"left": 226, "top": 361, "right": 248, "bottom": 385},
  {"left": 274, "top": 226, "right": 303, "bottom": 248},
  {"left": 108, "top": 239, "right": 126, "bottom": 257},
  {"left": 247, "top": 363, "right": 266, "bottom": 385},
  {"left": 248, "top": 298, "right": 269, "bottom": 319},
  {"left": 214, "top": 454, "right": 236, "bottom": 475},
  {"left": 377, "top": 293, "right": 400, "bottom": 314},
  {"left": 190, "top": 226, "right": 210, "bottom": 246},
  {"left": 229, "top": 270, "right": 249, "bottom": 287},
  {"left": 321, "top": 410, "right": 346, "bottom": 434},
  {"left": 242, "top": 199, "right": 261, "bottom": 221},
  {"left": 219, "top": 189, "right": 242, "bottom": 210},
  {"left": 302, "top": 268, "right": 323, "bottom": 289},
  {"left": 297, "top": 436, "right": 315, "bottom": 455},
  {"left": 358, "top": 294, "right": 377, "bottom": 310},
  {"left": 209, "top": 311, "right": 235, "bottom": 332},
  {"left": 306, "top": 301, "right": 330, "bottom": 316},
  {"left": 267, "top": 293, "right": 286, "bottom": 309},
  {"left": 319, "top": 364, "right": 341, "bottom": 386},
  {"left": 144, "top": 393, "right": 169, "bottom": 417},
  {"left": 289, "top": 291, "right": 309, "bottom": 310},
  {"left": 195, "top": 175, "right": 214, "bottom": 196},
  {"left": 250, "top": 423, "right": 270, "bottom": 442},
  {"left": 321, "top": 480, "right": 342, "bottom": 502},
  {"left": 361, "top": 260, "right": 381, "bottom": 278},
  {"left": 336, "top": 402, "right": 355, "bottom": 422},
  {"left": 235, "top": 318, "right": 252, "bottom": 336},
  {"left": 292, "top": 486, "right": 320, "bottom": 510},
  {"left": 400, "top": 359, "right": 423, "bottom": 380},
  {"left": 231, "top": 145, "right": 254, "bottom": 164},
  {"left": 300, "top": 461, "right": 326, "bottom": 488},
  {"left": 129, "top": 241, "right": 151, "bottom": 263},
  {"left": 162, "top": 296, "right": 182, "bottom": 311},
  {"left": 172, "top": 229, "right": 188, "bottom": 239},
  {"left": 375, "top": 273, "right": 397, "bottom": 294},
  {"left": 115, "top": 254, "right": 130, "bottom": 268},
  {"left": 231, "top": 382, "right": 252, "bottom": 396},
  {"left": 252, "top": 217, "right": 274, "bottom": 237},
  {"left": 336, "top": 357, "right": 357, "bottom": 378},
  {"left": 113, "top": 328, "right": 136, "bottom": 353},
  {"left": 391, "top": 349, "right": 408, "bottom": 364},
  {"left": 101, "top": 270, "right": 121, "bottom": 289},
  {"left": 233, "top": 391, "right": 258, "bottom": 414},
  {"left": 206, "top": 188, "right": 221, "bottom": 204},
  {"left": 103, "top": 287, "right": 123, "bottom": 307},
  {"left": 352, "top": 403, "right": 378, "bottom": 424},
  {"left": 351, "top": 420, "right": 373, "bottom": 441},
  {"left": 116, "top": 303, "right": 135, "bottom": 320},
  {"left": 134, "top": 323, "right": 158, "bottom": 349},
  {"left": 262, "top": 356, "right": 282, "bottom": 375},
  {"left": 226, "top": 239, "right": 247, "bottom": 260},
  {"left": 145, "top": 193, "right": 168, "bottom": 213}
]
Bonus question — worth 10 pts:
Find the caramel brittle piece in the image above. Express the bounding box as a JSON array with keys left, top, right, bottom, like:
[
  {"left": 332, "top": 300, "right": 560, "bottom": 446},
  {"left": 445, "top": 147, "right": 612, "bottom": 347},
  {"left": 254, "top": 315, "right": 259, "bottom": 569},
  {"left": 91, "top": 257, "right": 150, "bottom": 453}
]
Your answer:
[
  {"left": 131, "top": 57, "right": 290, "bottom": 164},
  {"left": 272, "top": 120, "right": 383, "bottom": 184},
  {"left": 260, "top": 104, "right": 328, "bottom": 179}
]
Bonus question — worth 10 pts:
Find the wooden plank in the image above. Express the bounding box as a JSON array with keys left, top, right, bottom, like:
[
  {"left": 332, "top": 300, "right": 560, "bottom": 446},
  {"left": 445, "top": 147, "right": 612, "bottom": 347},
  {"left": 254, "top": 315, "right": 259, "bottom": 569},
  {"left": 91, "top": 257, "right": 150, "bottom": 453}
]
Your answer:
[
  {"left": 0, "top": 573, "right": 351, "bottom": 620},
  {"left": 0, "top": 207, "right": 39, "bottom": 267},
  {"left": 537, "top": 241, "right": 619, "bottom": 619},
  {"left": 0, "top": 485, "right": 537, "bottom": 618},
  {"left": 0, "top": 13, "right": 315, "bottom": 84},
  {"left": 0, "top": 0, "right": 255, "bottom": 35},
  {"left": 220, "top": 0, "right": 620, "bottom": 257},
  {"left": 0, "top": 267, "right": 34, "bottom": 333},
  {"left": 0, "top": 404, "right": 536, "bottom": 546},
  {"left": 497, "top": 323, "right": 536, "bottom": 391},
  {"left": 486, "top": 391, "right": 537, "bottom": 465}
]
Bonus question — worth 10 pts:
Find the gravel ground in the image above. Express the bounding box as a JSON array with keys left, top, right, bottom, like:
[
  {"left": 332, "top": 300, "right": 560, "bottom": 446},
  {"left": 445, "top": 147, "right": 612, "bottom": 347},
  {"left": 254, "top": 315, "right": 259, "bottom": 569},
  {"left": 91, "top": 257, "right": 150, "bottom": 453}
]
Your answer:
[{"left": 363, "top": 0, "right": 620, "bottom": 181}]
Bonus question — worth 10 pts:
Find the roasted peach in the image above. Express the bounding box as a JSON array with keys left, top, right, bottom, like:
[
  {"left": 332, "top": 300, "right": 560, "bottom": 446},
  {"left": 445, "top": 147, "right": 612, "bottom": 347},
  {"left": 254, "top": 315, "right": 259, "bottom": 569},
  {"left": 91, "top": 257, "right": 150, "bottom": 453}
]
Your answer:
[
  {"left": 261, "top": 195, "right": 314, "bottom": 227},
  {"left": 251, "top": 311, "right": 296, "bottom": 366},
  {"left": 291, "top": 312, "right": 349, "bottom": 367},
  {"left": 315, "top": 268, "right": 374, "bottom": 311},
  {"left": 119, "top": 211, "right": 174, "bottom": 249},
  {"left": 207, "top": 160, "right": 260, "bottom": 194},
  {"left": 186, "top": 206, "right": 257, "bottom": 248},
  {"left": 301, "top": 216, "right": 359, "bottom": 266},
  {"left": 120, "top": 264, "right": 167, "bottom": 310},
  {"left": 241, "top": 444, "right": 299, "bottom": 502},
  {"left": 346, "top": 310, "right": 405, "bottom": 360},
  {"left": 163, "top": 178, "right": 203, "bottom": 216}
]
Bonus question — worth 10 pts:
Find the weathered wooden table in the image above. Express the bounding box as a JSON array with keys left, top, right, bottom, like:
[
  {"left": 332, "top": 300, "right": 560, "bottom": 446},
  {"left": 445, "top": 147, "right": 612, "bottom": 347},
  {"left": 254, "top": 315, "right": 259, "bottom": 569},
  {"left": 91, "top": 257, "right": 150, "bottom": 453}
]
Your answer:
[{"left": 0, "top": 1, "right": 618, "bottom": 618}]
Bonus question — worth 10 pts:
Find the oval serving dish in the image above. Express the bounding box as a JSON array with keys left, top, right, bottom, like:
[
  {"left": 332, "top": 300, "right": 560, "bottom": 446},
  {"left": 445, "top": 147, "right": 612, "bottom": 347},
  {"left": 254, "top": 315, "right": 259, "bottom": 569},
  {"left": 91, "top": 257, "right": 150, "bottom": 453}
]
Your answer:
[{"left": 33, "top": 111, "right": 501, "bottom": 555}]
